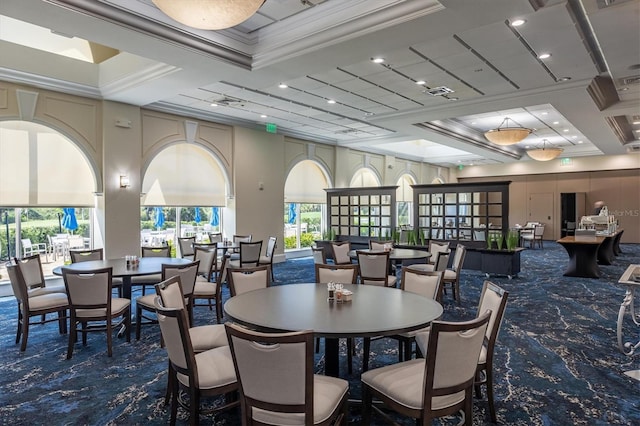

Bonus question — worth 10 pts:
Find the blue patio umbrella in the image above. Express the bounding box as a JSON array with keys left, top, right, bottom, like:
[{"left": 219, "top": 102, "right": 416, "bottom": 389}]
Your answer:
[
  {"left": 62, "top": 208, "right": 78, "bottom": 233},
  {"left": 194, "top": 207, "right": 201, "bottom": 224},
  {"left": 288, "top": 203, "right": 297, "bottom": 224},
  {"left": 210, "top": 207, "right": 220, "bottom": 227},
  {"left": 154, "top": 207, "right": 165, "bottom": 230}
]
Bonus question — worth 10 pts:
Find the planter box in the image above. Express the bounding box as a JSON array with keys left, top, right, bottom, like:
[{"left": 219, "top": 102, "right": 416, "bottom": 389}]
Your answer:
[{"left": 464, "top": 247, "right": 524, "bottom": 279}]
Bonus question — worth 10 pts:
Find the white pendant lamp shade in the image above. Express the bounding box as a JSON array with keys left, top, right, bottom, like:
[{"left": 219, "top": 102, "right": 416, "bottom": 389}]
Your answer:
[
  {"left": 153, "top": 0, "right": 265, "bottom": 30},
  {"left": 526, "top": 139, "right": 563, "bottom": 161},
  {"left": 484, "top": 117, "right": 532, "bottom": 146}
]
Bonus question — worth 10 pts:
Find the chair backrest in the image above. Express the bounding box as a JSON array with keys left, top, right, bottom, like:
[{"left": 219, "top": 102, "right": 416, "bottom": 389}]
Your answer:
[
  {"left": 208, "top": 232, "right": 223, "bottom": 243},
  {"left": 432, "top": 250, "right": 451, "bottom": 272},
  {"left": 155, "top": 275, "right": 187, "bottom": 311},
  {"left": 239, "top": 240, "right": 263, "bottom": 266},
  {"left": 178, "top": 236, "right": 196, "bottom": 258},
  {"left": 315, "top": 263, "right": 359, "bottom": 284},
  {"left": 477, "top": 281, "right": 509, "bottom": 359},
  {"left": 69, "top": 248, "right": 103, "bottom": 263},
  {"left": 141, "top": 245, "right": 171, "bottom": 257},
  {"left": 264, "top": 236, "right": 277, "bottom": 259},
  {"left": 421, "top": 312, "right": 491, "bottom": 414},
  {"left": 428, "top": 241, "right": 450, "bottom": 264},
  {"left": 400, "top": 268, "right": 443, "bottom": 300},
  {"left": 162, "top": 260, "right": 199, "bottom": 298},
  {"left": 534, "top": 225, "right": 545, "bottom": 237},
  {"left": 369, "top": 240, "right": 393, "bottom": 251},
  {"left": 62, "top": 267, "right": 114, "bottom": 309},
  {"left": 228, "top": 265, "right": 270, "bottom": 297},
  {"left": 154, "top": 297, "right": 196, "bottom": 380},
  {"left": 7, "top": 263, "right": 29, "bottom": 303},
  {"left": 450, "top": 245, "right": 466, "bottom": 272},
  {"left": 13, "top": 254, "right": 45, "bottom": 290},
  {"left": 21, "top": 238, "right": 33, "bottom": 249},
  {"left": 225, "top": 322, "right": 315, "bottom": 423},
  {"left": 312, "top": 247, "right": 326, "bottom": 264},
  {"left": 193, "top": 246, "right": 217, "bottom": 280},
  {"left": 473, "top": 230, "right": 486, "bottom": 241},
  {"left": 356, "top": 250, "right": 391, "bottom": 286},
  {"left": 330, "top": 241, "right": 352, "bottom": 265},
  {"left": 233, "top": 234, "right": 252, "bottom": 245}
]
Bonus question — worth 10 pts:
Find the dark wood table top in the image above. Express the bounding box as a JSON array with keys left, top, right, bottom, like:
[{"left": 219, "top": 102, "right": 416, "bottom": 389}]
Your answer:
[
  {"left": 556, "top": 236, "right": 605, "bottom": 245},
  {"left": 52, "top": 257, "right": 191, "bottom": 278},
  {"left": 348, "top": 248, "right": 431, "bottom": 261},
  {"left": 224, "top": 283, "right": 443, "bottom": 338}
]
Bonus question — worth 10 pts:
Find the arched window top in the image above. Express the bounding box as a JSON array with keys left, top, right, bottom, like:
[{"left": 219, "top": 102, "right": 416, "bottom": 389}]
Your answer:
[
  {"left": 142, "top": 143, "right": 227, "bottom": 206},
  {"left": 0, "top": 120, "right": 95, "bottom": 206},
  {"left": 285, "top": 160, "right": 329, "bottom": 203},
  {"left": 350, "top": 167, "right": 380, "bottom": 187},
  {"left": 397, "top": 174, "right": 416, "bottom": 202}
]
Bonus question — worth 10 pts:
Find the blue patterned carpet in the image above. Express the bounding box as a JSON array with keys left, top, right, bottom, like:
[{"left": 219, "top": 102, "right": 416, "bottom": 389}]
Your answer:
[{"left": 1, "top": 241, "right": 639, "bottom": 425}]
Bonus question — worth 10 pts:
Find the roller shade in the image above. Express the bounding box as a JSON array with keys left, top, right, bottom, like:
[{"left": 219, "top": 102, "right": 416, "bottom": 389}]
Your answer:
[
  {"left": 396, "top": 174, "right": 415, "bottom": 202},
  {"left": 284, "top": 160, "right": 328, "bottom": 203},
  {"left": 350, "top": 168, "right": 379, "bottom": 187},
  {"left": 0, "top": 121, "right": 95, "bottom": 206},
  {"left": 142, "top": 143, "right": 226, "bottom": 206}
]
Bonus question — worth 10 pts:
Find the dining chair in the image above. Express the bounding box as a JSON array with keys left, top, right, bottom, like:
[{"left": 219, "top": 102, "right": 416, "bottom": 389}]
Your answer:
[
  {"left": 13, "top": 254, "right": 66, "bottom": 297},
  {"left": 69, "top": 247, "right": 123, "bottom": 297},
  {"left": 369, "top": 240, "right": 393, "bottom": 251},
  {"left": 474, "top": 281, "right": 509, "bottom": 423},
  {"left": 427, "top": 241, "right": 450, "bottom": 265},
  {"left": 227, "top": 265, "right": 271, "bottom": 297},
  {"left": 135, "top": 260, "right": 200, "bottom": 340},
  {"left": 62, "top": 266, "right": 131, "bottom": 359},
  {"left": 522, "top": 224, "right": 545, "bottom": 248},
  {"left": 330, "top": 241, "right": 352, "bottom": 265},
  {"left": 191, "top": 246, "right": 224, "bottom": 322},
  {"left": 132, "top": 245, "right": 172, "bottom": 295},
  {"left": 21, "top": 238, "right": 48, "bottom": 261},
  {"left": 228, "top": 240, "right": 263, "bottom": 268},
  {"left": 230, "top": 234, "right": 252, "bottom": 259},
  {"left": 207, "top": 232, "right": 222, "bottom": 243},
  {"left": 312, "top": 247, "right": 327, "bottom": 264},
  {"left": 225, "top": 322, "right": 349, "bottom": 425},
  {"left": 155, "top": 275, "right": 231, "bottom": 405},
  {"left": 406, "top": 250, "right": 450, "bottom": 273},
  {"left": 177, "top": 236, "right": 196, "bottom": 260},
  {"left": 361, "top": 312, "right": 491, "bottom": 426},
  {"left": 154, "top": 298, "right": 238, "bottom": 425},
  {"left": 356, "top": 250, "right": 397, "bottom": 287},
  {"left": 257, "top": 236, "right": 277, "bottom": 281},
  {"left": 442, "top": 245, "right": 466, "bottom": 303},
  {"left": 314, "top": 262, "right": 359, "bottom": 373},
  {"left": 7, "top": 263, "right": 68, "bottom": 352}
]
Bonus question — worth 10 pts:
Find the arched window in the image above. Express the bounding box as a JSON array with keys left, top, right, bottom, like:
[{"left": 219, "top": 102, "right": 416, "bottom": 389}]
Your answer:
[
  {"left": 284, "top": 160, "right": 330, "bottom": 251},
  {"left": 350, "top": 168, "right": 379, "bottom": 187},
  {"left": 397, "top": 174, "right": 415, "bottom": 227}
]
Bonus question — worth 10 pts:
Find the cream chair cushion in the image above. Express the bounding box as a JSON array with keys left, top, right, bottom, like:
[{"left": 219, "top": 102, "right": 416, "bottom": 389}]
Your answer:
[{"left": 176, "top": 345, "right": 236, "bottom": 389}]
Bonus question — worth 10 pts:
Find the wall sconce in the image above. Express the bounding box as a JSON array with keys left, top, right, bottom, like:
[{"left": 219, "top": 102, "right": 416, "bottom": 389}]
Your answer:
[{"left": 120, "top": 175, "right": 130, "bottom": 188}]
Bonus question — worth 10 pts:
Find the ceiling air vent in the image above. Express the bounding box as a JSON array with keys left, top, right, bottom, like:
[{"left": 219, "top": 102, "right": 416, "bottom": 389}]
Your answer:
[
  {"left": 622, "top": 76, "right": 640, "bottom": 85},
  {"left": 424, "top": 86, "right": 454, "bottom": 96},
  {"left": 624, "top": 141, "right": 640, "bottom": 153}
]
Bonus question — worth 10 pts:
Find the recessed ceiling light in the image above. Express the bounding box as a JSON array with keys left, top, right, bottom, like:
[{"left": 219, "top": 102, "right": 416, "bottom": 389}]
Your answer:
[
  {"left": 633, "top": 121, "right": 640, "bottom": 125},
  {"left": 260, "top": 114, "right": 267, "bottom": 118},
  {"left": 210, "top": 103, "right": 218, "bottom": 107},
  {"left": 572, "top": 135, "right": 578, "bottom": 139},
  {"left": 415, "top": 80, "right": 426, "bottom": 85},
  {"left": 538, "top": 53, "right": 551, "bottom": 59},
  {"left": 278, "top": 83, "right": 288, "bottom": 89},
  {"left": 327, "top": 99, "right": 336, "bottom": 104},
  {"left": 511, "top": 19, "right": 526, "bottom": 27},
  {"left": 553, "top": 121, "right": 560, "bottom": 125},
  {"left": 471, "top": 121, "right": 476, "bottom": 125},
  {"left": 618, "top": 87, "right": 629, "bottom": 91},
  {"left": 541, "top": 112, "right": 548, "bottom": 115},
  {"left": 371, "top": 57, "right": 385, "bottom": 64},
  {"left": 635, "top": 129, "right": 640, "bottom": 132},
  {"left": 525, "top": 145, "right": 530, "bottom": 149},
  {"left": 563, "top": 129, "right": 569, "bottom": 132},
  {"left": 448, "top": 97, "right": 459, "bottom": 101},
  {"left": 578, "top": 140, "right": 583, "bottom": 144},
  {"left": 557, "top": 77, "right": 571, "bottom": 81}
]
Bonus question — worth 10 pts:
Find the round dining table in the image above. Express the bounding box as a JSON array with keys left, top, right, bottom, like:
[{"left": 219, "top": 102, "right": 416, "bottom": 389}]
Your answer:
[
  {"left": 224, "top": 283, "right": 443, "bottom": 377},
  {"left": 52, "top": 257, "right": 191, "bottom": 300}
]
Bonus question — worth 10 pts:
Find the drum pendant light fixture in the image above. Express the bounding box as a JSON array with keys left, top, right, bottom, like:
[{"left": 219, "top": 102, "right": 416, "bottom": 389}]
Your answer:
[
  {"left": 152, "top": 0, "right": 265, "bottom": 30},
  {"left": 484, "top": 117, "right": 532, "bottom": 146}
]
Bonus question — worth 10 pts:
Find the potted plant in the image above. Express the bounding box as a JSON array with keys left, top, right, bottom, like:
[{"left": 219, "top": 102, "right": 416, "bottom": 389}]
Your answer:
[
  {"left": 506, "top": 230, "right": 519, "bottom": 251},
  {"left": 495, "top": 232, "right": 504, "bottom": 250}
]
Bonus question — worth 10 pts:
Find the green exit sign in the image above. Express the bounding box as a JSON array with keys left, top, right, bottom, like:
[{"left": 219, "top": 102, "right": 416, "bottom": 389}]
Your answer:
[
  {"left": 560, "top": 157, "right": 572, "bottom": 166},
  {"left": 266, "top": 123, "right": 277, "bottom": 133}
]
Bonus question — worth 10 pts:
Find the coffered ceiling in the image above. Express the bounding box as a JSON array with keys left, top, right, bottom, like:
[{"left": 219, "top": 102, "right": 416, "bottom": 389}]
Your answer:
[{"left": 1, "top": 0, "right": 638, "bottom": 167}]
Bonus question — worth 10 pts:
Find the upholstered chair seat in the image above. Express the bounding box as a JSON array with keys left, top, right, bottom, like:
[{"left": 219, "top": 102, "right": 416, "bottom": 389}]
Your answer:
[{"left": 175, "top": 345, "right": 236, "bottom": 390}]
